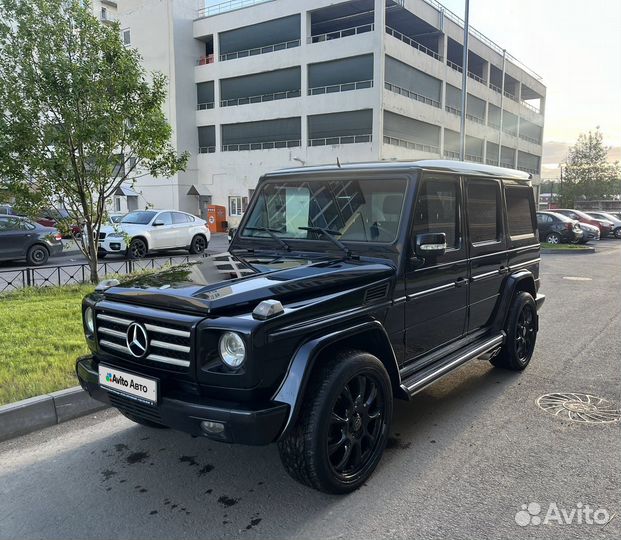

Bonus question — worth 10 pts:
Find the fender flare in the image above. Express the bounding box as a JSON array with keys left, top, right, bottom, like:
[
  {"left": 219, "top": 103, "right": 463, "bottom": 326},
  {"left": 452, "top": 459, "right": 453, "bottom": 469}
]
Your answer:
[
  {"left": 492, "top": 269, "right": 537, "bottom": 332},
  {"left": 272, "top": 320, "right": 401, "bottom": 439}
]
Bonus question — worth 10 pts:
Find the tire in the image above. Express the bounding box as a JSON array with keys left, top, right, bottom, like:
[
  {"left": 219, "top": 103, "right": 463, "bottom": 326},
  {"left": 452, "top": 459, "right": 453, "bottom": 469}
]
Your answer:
[
  {"left": 97, "top": 252, "right": 108, "bottom": 259},
  {"left": 545, "top": 232, "right": 561, "bottom": 244},
  {"left": 127, "top": 238, "right": 148, "bottom": 259},
  {"left": 614, "top": 227, "right": 621, "bottom": 239},
  {"left": 278, "top": 350, "right": 393, "bottom": 494},
  {"left": 491, "top": 291, "right": 537, "bottom": 371},
  {"left": 26, "top": 244, "right": 49, "bottom": 266},
  {"left": 120, "top": 411, "right": 169, "bottom": 429},
  {"left": 189, "top": 234, "right": 208, "bottom": 255}
]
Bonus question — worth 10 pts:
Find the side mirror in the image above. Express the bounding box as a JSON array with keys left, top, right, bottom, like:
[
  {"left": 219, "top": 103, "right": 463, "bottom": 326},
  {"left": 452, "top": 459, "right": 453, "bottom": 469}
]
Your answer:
[
  {"left": 152, "top": 220, "right": 165, "bottom": 227},
  {"left": 415, "top": 232, "right": 447, "bottom": 258}
]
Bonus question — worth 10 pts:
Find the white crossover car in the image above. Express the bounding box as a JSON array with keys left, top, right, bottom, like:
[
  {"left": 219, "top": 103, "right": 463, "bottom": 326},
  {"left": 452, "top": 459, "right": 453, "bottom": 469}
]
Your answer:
[{"left": 96, "top": 210, "right": 211, "bottom": 258}]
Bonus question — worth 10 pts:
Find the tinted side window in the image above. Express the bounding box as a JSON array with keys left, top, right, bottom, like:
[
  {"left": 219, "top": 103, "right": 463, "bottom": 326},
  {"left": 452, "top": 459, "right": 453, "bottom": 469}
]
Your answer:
[
  {"left": 157, "top": 212, "right": 173, "bottom": 226},
  {"left": 412, "top": 176, "right": 460, "bottom": 249},
  {"left": 506, "top": 187, "right": 535, "bottom": 236},
  {"left": 467, "top": 180, "right": 501, "bottom": 243},
  {"left": 172, "top": 212, "right": 189, "bottom": 224},
  {"left": 0, "top": 217, "right": 21, "bottom": 231}
]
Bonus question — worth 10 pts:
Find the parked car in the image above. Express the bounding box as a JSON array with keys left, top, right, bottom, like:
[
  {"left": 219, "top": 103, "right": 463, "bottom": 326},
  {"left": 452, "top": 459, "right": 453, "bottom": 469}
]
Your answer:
[
  {"left": 37, "top": 208, "right": 82, "bottom": 238},
  {"left": 108, "top": 213, "right": 126, "bottom": 225},
  {"left": 585, "top": 211, "right": 621, "bottom": 238},
  {"left": 0, "top": 216, "right": 63, "bottom": 266},
  {"left": 96, "top": 209, "right": 210, "bottom": 258},
  {"left": 554, "top": 209, "right": 613, "bottom": 237},
  {"left": 0, "top": 204, "right": 19, "bottom": 216},
  {"left": 536, "top": 211, "right": 583, "bottom": 244},
  {"left": 575, "top": 221, "right": 600, "bottom": 243},
  {"left": 77, "top": 161, "right": 544, "bottom": 493}
]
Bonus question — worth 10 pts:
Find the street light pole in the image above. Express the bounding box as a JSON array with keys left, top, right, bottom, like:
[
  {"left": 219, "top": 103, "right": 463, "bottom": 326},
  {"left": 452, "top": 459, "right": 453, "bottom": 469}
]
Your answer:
[{"left": 459, "top": 0, "right": 470, "bottom": 161}]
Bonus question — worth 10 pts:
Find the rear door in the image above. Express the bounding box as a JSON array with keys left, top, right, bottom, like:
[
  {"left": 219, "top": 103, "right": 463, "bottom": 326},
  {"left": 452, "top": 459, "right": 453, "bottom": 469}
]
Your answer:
[
  {"left": 404, "top": 173, "right": 468, "bottom": 360},
  {"left": 172, "top": 212, "right": 193, "bottom": 247},
  {"left": 465, "top": 178, "right": 507, "bottom": 332},
  {"left": 151, "top": 212, "right": 176, "bottom": 249}
]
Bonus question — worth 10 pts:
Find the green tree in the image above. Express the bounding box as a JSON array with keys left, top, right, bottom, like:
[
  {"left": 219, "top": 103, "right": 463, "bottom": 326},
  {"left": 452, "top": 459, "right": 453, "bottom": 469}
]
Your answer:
[
  {"left": 0, "top": 0, "right": 188, "bottom": 282},
  {"left": 559, "top": 128, "right": 621, "bottom": 207}
]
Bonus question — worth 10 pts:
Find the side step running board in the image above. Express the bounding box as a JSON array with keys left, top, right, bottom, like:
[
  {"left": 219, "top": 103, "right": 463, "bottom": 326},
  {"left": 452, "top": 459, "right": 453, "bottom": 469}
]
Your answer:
[{"left": 400, "top": 333, "right": 505, "bottom": 398}]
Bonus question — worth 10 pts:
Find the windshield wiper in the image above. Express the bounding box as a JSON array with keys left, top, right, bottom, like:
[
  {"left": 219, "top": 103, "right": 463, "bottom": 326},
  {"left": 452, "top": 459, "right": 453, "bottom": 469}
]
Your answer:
[
  {"left": 298, "top": 226, "right": 352, "bottom": 258},
  {"left": 245, "top": 227, "right": 291, "bottom": 252}
]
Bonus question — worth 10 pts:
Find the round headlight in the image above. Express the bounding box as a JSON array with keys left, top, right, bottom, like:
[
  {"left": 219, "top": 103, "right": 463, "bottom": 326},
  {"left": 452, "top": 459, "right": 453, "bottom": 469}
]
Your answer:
[
  {"left": 218, "top": 331, "right": 246, "bottom": 368},
  {"left": 84, "top": 306, "right": 95, "bottom": 335}
]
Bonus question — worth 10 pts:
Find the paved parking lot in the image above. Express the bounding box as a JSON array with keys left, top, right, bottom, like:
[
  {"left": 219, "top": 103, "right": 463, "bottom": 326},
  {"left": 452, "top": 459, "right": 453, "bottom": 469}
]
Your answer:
[{"left": 0, "top": 241, "right": 619, "bottom": 540}]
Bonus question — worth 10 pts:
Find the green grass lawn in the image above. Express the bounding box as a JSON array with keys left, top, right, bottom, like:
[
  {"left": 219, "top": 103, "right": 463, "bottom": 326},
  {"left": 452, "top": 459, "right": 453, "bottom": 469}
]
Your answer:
[
  {"left": 0, "top": 285, "right": 93, "bottom": 405},
  {"left": 541, "top": 242, "right": 592, "bottom": 250}
]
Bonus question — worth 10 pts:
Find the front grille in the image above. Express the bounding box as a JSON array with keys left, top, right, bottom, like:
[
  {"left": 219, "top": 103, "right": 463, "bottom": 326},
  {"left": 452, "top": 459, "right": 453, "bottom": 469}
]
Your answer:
[
  {"left": 96, "top": 310, "right": 192, "bottom": 371},
  {"left": 108, "top": 393, "right": 162, "bottom": 423}
]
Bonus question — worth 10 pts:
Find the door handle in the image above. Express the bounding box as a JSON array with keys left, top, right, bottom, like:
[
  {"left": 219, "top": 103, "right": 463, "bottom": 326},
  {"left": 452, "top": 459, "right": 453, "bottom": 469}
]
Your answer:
[
  {"left": 455, "top": 277, "right": 468, "bottom": 287},
  {"left": 499, "top": 265, "right": 509, "bottom": 274}
]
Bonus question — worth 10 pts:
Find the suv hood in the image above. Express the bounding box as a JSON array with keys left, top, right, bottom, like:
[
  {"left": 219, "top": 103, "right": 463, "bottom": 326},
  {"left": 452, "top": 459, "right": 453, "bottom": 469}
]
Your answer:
[
  {"left": 102, "top": 251, "right": 395, "bottom": 315},
  {"left": 100, "top": 223, "right": 146, "bottom": 235}
]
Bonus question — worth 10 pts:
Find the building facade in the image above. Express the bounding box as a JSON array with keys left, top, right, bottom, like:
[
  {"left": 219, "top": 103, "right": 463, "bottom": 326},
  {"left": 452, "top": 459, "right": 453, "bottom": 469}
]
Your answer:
[{"left": 118, "top": 0, "right": 546, "bottom": 226}]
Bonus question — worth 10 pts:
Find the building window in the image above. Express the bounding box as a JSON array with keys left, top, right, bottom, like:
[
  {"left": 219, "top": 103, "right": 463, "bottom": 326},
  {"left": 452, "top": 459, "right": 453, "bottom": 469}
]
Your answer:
[
  {"left": 229, "top": 196, "right": 249, "bottom": 217},
  {"left": 114, "top": 196, "right": 122, "bottom": 212},
  {"left": 122, "top": 28, "right": 131, "bottom": 46}
]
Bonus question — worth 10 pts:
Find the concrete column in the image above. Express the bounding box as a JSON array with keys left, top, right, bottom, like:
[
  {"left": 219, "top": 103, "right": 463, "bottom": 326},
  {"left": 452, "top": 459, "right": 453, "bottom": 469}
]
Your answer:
[
  {"left": 301, "top": 9, "right": 310, "bottom": 45},
  {"left": 300, "top": 10, "right": 309, "bottom": 150},
  {"left": 440, "top": 127, "right": 445, "bottom": 157},
  {"left": 213, "top": 31, "right": 220, "bottom": 62},
  {"left": 373, "top": 0, "right": 386, "bottom": 159},
  {"left": 482, "top": 136, "right": 487, "bottom": 163},
  {"left": 486, "top": 62, "right": 491, "bottom": 85}
]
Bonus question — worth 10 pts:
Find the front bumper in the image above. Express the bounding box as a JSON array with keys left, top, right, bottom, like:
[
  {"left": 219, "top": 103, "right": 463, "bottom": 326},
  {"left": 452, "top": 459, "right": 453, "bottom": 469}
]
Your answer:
[
  {"left": 98, "top": 236, "right": 127, "bottom": 253},
  {"left": 76, "top": 356, "right": 289, "bottom": 445}
]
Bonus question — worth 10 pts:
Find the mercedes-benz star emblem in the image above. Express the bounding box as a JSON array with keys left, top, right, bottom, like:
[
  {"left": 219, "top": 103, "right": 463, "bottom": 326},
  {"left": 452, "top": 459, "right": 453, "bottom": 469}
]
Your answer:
[{"left": 126, "top": 322, "right": 148, "bottom": 358}]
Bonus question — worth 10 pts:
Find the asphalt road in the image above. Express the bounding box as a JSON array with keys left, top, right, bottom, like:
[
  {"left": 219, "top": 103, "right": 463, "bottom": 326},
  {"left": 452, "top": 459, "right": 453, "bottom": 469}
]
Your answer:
[{"left": 1, "top": 242, "right": 620, "bottom": 540}]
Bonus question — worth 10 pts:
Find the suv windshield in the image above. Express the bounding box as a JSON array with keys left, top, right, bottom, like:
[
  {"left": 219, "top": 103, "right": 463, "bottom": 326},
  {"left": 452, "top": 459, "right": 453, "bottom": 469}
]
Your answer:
[
  {"left": 240, "top": 178, "right": 407, "bottom": 244},
  {"left": 121, "top": 211, "right": 157, "bottom": 225}
]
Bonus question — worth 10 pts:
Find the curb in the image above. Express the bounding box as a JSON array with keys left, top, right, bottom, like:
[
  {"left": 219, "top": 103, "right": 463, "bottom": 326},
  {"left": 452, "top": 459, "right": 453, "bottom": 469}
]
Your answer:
[
  {"left": 541, "top": 247, "right": 595, "bottom": 255},
  {"left": 0, "top": 386, "right": 107, "bottom": 443}
]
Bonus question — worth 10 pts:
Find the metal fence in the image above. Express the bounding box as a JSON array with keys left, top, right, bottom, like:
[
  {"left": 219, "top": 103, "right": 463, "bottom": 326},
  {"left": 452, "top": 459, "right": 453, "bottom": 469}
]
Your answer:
[{"left": 0, "top": 255, "right": 191, "bottom": 293}]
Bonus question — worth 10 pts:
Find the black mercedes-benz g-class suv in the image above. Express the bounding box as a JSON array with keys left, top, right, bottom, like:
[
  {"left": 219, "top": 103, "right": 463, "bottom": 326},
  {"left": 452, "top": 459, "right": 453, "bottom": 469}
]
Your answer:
[{"left": 77, "top": 160, "right": 544, "bottom": 493}]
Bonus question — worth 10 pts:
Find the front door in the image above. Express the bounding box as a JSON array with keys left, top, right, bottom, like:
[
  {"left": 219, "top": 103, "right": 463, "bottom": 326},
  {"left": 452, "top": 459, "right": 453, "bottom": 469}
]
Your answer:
[{"left": 405, "top": 174, "right": 468, "bottom": 360}]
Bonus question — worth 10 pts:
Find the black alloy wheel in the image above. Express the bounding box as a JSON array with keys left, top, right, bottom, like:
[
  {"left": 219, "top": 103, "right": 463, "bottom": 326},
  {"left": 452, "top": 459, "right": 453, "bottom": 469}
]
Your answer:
[
  {"left": 515, "top": 303, "right": 536, "bottom": 363},
  {"left": 127, "top": 238, "right": 147, "bottom": 259},
  {"left": 278, "top": 350, "right": 392, "bottom": 494},
  {"left": 328, "top": 373, "right": 385, "bottom": 480},
  {"left": 189, "top": 235, "right": 207, "bottom": 254},
  {"left": 491, "top": 291, "right": 538, "bottom": 371}
]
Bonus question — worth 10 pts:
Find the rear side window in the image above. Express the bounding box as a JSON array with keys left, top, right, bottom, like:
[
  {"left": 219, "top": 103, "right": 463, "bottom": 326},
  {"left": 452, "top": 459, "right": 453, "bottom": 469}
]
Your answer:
[
  {"left": 172, "top": 212, "right": 190, "bottom": 224},
  {"left": 467, "top": 180, "right": 501, "bottom": 243},
  {"left": 506, "top": 187, "right": 535, "bottom": 236}
]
